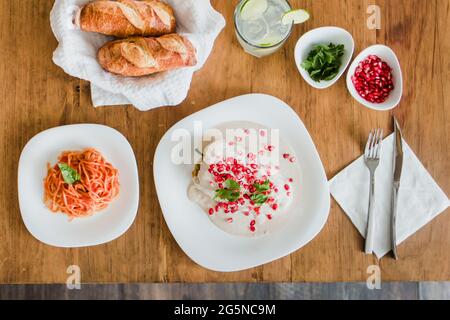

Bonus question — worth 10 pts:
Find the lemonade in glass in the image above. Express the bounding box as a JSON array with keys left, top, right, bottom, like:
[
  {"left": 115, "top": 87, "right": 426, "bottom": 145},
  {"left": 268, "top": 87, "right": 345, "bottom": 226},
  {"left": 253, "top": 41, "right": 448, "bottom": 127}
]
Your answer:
[{"left": 234, "top": 0, "right": 294, "bottom": 58}]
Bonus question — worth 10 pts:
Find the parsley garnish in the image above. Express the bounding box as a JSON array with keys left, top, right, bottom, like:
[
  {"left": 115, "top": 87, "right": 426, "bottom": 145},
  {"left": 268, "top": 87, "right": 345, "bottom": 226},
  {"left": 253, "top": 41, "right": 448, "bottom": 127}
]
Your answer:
[
  {"left": 301, "top": 43, "right": 344, "bottom": 82},
  {"left": 249, "top": 180, "right": 271, "bottom": 206},
  {"left": 215, "top": 179, "right": 241, "bottom": 202}
]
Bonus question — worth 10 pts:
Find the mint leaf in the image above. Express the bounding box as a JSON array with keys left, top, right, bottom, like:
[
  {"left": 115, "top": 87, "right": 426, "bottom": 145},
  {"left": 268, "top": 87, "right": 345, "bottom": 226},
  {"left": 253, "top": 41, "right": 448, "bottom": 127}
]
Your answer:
[
  {"left": 58, "top": 163, "right": 80, "bottom": 185},
  {"left": 250, "top": 193, "right": 268, "bottom": 206}
]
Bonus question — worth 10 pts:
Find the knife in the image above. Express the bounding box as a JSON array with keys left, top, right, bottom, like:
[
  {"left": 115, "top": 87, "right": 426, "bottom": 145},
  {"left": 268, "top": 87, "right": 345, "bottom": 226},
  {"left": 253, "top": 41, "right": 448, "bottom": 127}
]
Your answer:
[{"left": 391, "top": 116, "right": 404, "bottom": 260}]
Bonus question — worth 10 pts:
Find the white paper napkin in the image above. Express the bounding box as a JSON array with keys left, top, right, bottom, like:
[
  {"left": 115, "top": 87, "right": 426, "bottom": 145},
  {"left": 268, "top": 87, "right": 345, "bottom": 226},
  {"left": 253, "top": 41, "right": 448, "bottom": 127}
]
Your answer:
[
  {"left": 330, "top": 133, "right": 449, "bottom": 258},
  {"left": 50, "top": 0, "right": 226, "bottom": 111}
]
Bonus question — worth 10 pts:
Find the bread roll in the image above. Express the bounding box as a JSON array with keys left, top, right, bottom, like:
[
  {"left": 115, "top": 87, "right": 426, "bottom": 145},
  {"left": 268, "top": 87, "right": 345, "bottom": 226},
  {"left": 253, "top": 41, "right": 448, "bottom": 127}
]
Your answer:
[
  {"left": 78, "top": 0, "right": 176, "bottom": 38},
  {"left": 98, "top": 34, "right": 197, "bottom": 76}
]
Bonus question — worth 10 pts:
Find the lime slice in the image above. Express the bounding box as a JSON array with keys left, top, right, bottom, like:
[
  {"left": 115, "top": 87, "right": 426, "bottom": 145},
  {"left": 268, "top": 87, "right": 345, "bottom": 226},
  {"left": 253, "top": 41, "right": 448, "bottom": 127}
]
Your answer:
[
  {"left": 257, "top": 36, "right": 280, "bottom": 47},
  {"left": 240, "top": 0, "right": 268, "bottom": 20},
  {"left": 281, "top": 9, "right": 310, "bottom": 25}
]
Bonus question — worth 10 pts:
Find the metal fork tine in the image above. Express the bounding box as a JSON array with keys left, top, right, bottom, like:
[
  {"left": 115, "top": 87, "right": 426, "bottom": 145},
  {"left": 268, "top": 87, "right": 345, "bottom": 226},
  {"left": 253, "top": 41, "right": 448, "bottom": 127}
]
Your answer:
[
  {"left": 376, "top": 129, "right": 383, "bottom": 158},
  {"left": 373, "top": 128, "right": 381, "bottom": 158},
  {"left": 365, "top": 130, "right": 373, "bottom": 158},
  {"left": 370, "top": 129, "right": 377, "bottom": 158}
]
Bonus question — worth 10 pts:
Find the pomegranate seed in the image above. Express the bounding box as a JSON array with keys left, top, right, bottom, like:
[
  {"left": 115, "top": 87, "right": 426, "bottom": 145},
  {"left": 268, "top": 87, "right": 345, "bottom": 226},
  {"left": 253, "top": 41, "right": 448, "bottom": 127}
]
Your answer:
[
  {"left": 244, "top": 129, "right": 250, "bottom": 135},
  {"left": 236, "top": 136, "right": 243, "bottom": 142},
  {"left": 243, "top": 211, "right": 250, "bottom": 216},
  {"left": 288, "top": 178, "right": 294, "bottom": 183},
  {"left": 265, "top": 145, "right": 275, "bottom": 151},
  {"left": 226, "top": 217, "right": 233, "bottom": 223},
  {"left": 283, "top": 153, "right": 290, "bottom": 159},
  {"left": 254, "top": 207, "right": 260, "bottom": 214},
  {"left": 250, "top": 226, "right": 256, "bottom": 232},
  {"left": 266, "top": 214, "right": 273, "bottom": 220},
  {"left": 259, "top": 130, "right": 266, "bottom": 137},
  {"left": 208, "top": 208, "right": 214, "bottom": 215},
  {"left": 250, "top": 219, "right": 256, "bottom": 226},
  {"left": 284, "top": 184, "right": 290, "bottom": 191},
  {"left": 352, "top": 55, "right": 394, "bottom": 103},
  {"left": 289, "top": 156, "right": 296, "bottom": 163},
  {"left": 287, "top": 192, "right": 292, "bottom": 197},
  {"left": 271, "top": 204, "right": 278, "bottom": 211}
]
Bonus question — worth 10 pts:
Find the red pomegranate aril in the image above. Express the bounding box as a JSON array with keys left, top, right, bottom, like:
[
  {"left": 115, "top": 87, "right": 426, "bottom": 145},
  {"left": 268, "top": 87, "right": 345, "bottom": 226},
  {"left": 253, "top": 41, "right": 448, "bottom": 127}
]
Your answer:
[
  {"left": 250, "top": 226, "right": 256, "bottom": 232},
  {"left": 271, "top": 204, "right": 278, "bottom": 211},
  {"left": 226, "top": 217, "right": 233, "bottom": 223},
  {"left": 208, "top": 208, "right": 214, "bottom": 215},
  {"left": 250, "top": 219, "right": 256, "bottom": 226},
  {"left": 284, "top": 184, "right": 290, "bottom": 191},
  {"left": 283, "top": 153, "right": 290, "bottom": 159},
  {"left": 353, "top": 55, "right": 394, "bottom": 104}
]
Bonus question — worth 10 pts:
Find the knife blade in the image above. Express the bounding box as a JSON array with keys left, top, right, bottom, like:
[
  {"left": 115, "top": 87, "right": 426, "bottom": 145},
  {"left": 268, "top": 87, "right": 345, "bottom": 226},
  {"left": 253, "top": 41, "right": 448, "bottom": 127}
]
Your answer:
[{"left": 391, "top": 116, "right": 404, "bottom": 260}]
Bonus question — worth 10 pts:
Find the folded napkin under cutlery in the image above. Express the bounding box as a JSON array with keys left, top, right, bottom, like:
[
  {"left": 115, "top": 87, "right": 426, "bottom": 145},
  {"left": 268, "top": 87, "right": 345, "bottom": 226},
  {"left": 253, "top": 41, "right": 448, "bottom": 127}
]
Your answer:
[
  {"left": 330, "top": 133, "right": 449, "bottom": 258},
  {"left": 50, "top": 0, "right": 226, "bottom": 111}
]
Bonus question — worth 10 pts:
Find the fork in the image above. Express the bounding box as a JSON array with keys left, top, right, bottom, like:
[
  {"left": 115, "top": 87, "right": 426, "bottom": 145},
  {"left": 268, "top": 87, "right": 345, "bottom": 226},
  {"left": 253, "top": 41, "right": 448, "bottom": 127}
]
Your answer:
[{"left": 364, "top": 128, "right": 383, "bottom": 255}]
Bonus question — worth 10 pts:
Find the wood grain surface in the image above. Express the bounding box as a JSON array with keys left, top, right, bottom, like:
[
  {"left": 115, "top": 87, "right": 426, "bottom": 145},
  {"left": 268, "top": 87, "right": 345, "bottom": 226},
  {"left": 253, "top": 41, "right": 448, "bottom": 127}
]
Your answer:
[{"left": 0, "top": 0, "right": 448, "bottom": 283}]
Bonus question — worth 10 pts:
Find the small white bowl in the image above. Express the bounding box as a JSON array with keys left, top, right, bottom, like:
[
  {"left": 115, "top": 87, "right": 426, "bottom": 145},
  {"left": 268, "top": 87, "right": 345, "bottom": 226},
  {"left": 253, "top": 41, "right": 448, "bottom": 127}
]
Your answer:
[
  {"left": 294, "top": 26, "right": 355, "bottom": 89},
  {"left": 346, "top": 45, "right": 403, "bottom": 111}
]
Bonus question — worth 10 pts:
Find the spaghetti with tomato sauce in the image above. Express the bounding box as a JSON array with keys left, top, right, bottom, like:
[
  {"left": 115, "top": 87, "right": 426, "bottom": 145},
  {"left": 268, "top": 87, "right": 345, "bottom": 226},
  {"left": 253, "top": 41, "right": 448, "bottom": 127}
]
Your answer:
[{"left": 44, "top": 148, "right": 120, "bottom": 218}]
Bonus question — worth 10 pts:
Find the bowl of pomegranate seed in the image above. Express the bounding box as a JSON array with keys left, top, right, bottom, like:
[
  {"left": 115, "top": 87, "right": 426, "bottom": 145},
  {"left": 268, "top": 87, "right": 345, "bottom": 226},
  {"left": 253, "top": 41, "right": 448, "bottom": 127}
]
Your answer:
[{"left": 346, "top": 45, "right": 403, "bottom": 111}]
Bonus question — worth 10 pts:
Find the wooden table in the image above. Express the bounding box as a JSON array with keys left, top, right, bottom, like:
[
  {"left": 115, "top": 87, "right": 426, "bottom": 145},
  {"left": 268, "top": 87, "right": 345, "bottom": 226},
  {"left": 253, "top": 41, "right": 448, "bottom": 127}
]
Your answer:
[{"left": 0, "top": 0, "right": 448, "bottom": 284}]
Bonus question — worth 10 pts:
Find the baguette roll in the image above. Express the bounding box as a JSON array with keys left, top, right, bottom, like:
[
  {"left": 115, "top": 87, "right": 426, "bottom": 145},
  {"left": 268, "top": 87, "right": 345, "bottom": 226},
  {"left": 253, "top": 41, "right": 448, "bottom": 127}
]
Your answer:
[
  {"left": 98, "top": 34, "right": 197, "bottom": 76},
  {"left": 78, "top": 0, "right": 176, "bottom": 38}
]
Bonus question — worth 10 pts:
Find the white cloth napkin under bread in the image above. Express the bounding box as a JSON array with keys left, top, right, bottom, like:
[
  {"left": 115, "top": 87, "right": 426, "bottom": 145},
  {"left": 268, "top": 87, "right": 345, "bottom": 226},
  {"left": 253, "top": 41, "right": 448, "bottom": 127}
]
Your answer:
[
  {"left": 50, "top": 0, "right": 225, "bottom": 111},
  {"left": 330, "top": 133, "right": 449, "bottom": 258}
]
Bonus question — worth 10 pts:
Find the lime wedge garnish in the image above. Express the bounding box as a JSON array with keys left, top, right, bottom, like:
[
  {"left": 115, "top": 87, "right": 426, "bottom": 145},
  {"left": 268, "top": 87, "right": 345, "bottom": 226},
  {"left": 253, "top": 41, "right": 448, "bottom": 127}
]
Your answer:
[
  {"left": 281, "top": 9, "right": 310, "bottom": 25},
  {"left": 240, "top": 0, "right": 268, "bottom": 20}
]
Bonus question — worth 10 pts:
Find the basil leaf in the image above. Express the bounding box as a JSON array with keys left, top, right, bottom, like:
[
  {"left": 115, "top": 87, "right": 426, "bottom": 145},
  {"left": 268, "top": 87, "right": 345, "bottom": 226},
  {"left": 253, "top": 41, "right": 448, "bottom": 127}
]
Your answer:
[
  {"left": 58, "top": 163, "right": 80, "bottom": 185},
  {"left": 250, "top": 193, "right": 268, "bottom": 206}
]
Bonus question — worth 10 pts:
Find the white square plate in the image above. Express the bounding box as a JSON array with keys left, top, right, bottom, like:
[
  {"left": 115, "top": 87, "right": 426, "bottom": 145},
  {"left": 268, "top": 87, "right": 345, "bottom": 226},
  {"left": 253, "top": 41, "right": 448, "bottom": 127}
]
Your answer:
[
  {"left": 18, "top": 124, "right": 139, "bottom": 248},
  {"left": 154, "top": 94, "right": 330, "bottom": 272}
]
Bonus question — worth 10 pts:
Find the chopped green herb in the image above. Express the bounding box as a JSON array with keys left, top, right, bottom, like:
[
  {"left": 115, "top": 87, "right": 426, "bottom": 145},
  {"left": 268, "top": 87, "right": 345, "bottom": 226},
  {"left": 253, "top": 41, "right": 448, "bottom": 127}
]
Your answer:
[
  {"left": 215, "top": 179, "right": 240, "bottom": 202},
  {"left": 253, "top": 180, "right": 270, "bottom": 192},
  {"left": 225, "top": 179, "right": 240, "bottom": 190},
  {"left": 248, "top": 179, "right": 271, "bottom": 206},
  {"left": 58, "top": 163, "right": 80, "bottom": 185},
  {"left": 301, "top": 43, "right": 344, "bottom": 82},
  {"left": 250, "top": 193, "right": 268, "bottom": 206}
]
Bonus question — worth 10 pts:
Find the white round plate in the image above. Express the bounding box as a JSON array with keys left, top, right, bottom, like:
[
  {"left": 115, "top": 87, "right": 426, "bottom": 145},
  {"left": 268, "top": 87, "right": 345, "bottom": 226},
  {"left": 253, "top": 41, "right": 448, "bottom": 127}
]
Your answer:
[
  {"left": 346, "top": 44, "right": 403, "bottom": 111},
  {"left": 294, "top": 26, "right": 355, "bottom": 89},
  {"left": 18, "top": 124, "right": 139, "bottom": 248},
  {"left": 154, "top": 94, "right": 330, "bottom": 272}
]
